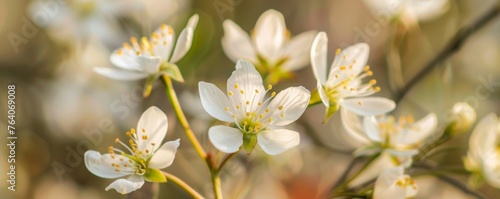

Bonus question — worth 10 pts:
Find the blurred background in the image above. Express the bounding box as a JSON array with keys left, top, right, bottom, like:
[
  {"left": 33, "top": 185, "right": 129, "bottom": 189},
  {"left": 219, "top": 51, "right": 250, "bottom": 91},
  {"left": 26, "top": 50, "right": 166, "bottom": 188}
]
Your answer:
[{"left": 0, "top": 0, "right": 499, "bottom": 198}]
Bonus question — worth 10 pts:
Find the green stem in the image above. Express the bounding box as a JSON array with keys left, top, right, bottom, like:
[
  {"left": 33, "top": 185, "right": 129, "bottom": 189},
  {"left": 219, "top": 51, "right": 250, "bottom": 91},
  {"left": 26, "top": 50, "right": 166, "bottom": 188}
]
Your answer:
[
  {"left": 162, "top": 75, "right": 207, "bottom": 159},
  {"left": 218, "top": 152, "right": 238, "bottom": 173},
  {"left": 162, "top": 171, "right": 203, "bottom": 199},
  {"left": 395, "top": 3, "right": 500, "bottom": 102}
]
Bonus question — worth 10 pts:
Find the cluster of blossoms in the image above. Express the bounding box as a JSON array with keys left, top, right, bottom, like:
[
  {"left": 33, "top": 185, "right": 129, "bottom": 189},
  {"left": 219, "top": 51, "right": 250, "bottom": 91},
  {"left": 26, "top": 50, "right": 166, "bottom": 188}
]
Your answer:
[{"left": 81, "top": 4, "right": 499, "bottom": 199}]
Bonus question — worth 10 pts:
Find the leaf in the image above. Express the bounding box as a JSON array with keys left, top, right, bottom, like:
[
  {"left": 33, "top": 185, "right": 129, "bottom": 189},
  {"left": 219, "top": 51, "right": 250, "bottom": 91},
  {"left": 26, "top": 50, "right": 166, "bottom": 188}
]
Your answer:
[
  {"left": 143, "top": 168, "right": 167, "bottom": 183},
  {"left": 161, "top": 63, "right": 185, "bottom": 83}
]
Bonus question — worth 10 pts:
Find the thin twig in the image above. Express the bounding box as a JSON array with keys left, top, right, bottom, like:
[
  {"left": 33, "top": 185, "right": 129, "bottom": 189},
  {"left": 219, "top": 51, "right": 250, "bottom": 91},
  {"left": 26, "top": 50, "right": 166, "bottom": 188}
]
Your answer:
[{"left": 395, "top": 4, "right": 500, "bottom": 102}]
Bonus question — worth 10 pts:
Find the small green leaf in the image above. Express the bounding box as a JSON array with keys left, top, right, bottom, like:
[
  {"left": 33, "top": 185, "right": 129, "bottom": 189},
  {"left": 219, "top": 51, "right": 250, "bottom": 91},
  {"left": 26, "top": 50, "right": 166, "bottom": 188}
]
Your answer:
[
  {"left": 143, "top": 168, "right": 167, "bottom": 183},
  {"left": 323, "top": 101, "right": 339, "bottom": 124},
  {"left": 161, "top": 63, "right": 184, "bottom": 83},
  {"left": 243, "top": 133, "right": 257, "bottom": 154}
]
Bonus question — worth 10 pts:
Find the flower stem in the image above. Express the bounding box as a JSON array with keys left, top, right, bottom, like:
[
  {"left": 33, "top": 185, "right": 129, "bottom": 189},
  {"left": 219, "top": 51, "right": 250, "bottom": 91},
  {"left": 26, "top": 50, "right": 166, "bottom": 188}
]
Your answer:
[
  {"left": 162, "top": 75, "right": 207, "bottom": 160},
  {"left": 395, "top": 3, "right": 500, "bottom": 102},
  {"left": 218, "top": 152, "right": 238, "bottom": 173},
  {"left": 211, "top": 172, "right": 223, "bottom": 199},
  {"left": 331, "top": 154, "right": 380, "bottom": 196},
  {"left": 162, "top": 171, "right": 204, "bottom": 199}
]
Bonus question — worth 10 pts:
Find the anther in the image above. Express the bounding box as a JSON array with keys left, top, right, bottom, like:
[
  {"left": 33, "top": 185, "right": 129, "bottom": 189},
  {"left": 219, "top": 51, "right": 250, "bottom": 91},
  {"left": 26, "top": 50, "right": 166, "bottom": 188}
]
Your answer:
[
  {"left": 278, "top": 105, "right": 283, "bottom": 110},
  {"left": 234, "top": 84, "right": 239, "bottom": 89}
]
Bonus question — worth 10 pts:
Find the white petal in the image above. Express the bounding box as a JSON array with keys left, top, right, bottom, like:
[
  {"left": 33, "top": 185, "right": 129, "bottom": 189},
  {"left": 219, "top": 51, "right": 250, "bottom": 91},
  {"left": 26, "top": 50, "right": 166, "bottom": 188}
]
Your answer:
[
  {"left": 94, "top": 67, "right": 148, "bottom": 80},
  {"left": 281, "top": 31, "right": 317, "bottom": 71},
  {"left": 151, "top": 25, "right": 175, "bottom": 62},
  {"left": 395, "top": 113, "right": 437, "bottom": 146},
  {"left": 227, "top": 60, "right": 265, "bottom": 115},
  {"left": 208, "top": 125, "right": 243, "bottom": 153},
  {"left": 339, "top": 97, "right": 396, "bottom": 116},
  {"left": 198, "top": 82, "right": 234, "bottom": 122},
  {"left": 363, "top": 116, "right": 383, "bottom": 142},
  {"left": 310, "top": 32, "right": 328, "bottom": 85},
  {"left": 257, "top": 129, "right": 300, "bottom": 155},
  {"left": 253, "top": 9, "right": 287, "bottom": 62},
  {"left": 340, "top": 108, "right": 372, "bottom": 146},
  {"left": 406, "top": 0, "right": 449, "bottom": 22},
  {"left": 105, "top": 175, "right": 145, "bottom": 194},
  {"left": 110, "top": 49, "right": 142, "bottom": 71},
  {"left": 149, "top": 139, "right": 180, "bottom": 169},
  {"left": 328, "top": 43, "right": 369, "bottom": 80},
  {"left": 169, "top": 27, "right": 194, "bottom": 63},
  {"left": 135, "top": 56, "right": 161, "bottom": 74},
  {"left": 136, "top": 106, "right": 168, "bottom": 152},
  {"left": 186, "top": 14, "right": 199, "bottom": 30},
  {"left": 373, "top": 167, "right": 406, "bottom": 199},
  {"left": 349, "top": 153, "right": 399, "bottom": 187},
  {"left": 469, "top": 113, "right": 498, "bottom": 155},
  {"left": 84, "top": 151, "right": 128, "bottom": 179},
  {"left": 266, "top": 86, "right": 310, "bottom": 126},
  {"left": 221, "top": 20, "right": 257, "bottom": 63},
  {"left": 317, "top": 83, "right": 330, "bottom": 107}
]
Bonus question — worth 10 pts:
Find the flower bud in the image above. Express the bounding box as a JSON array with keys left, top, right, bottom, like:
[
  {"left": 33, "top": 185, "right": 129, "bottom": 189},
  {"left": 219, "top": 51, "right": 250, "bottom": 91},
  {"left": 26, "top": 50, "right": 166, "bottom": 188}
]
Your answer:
[{"left": 445, "top": 102, "right": 476, "bottom": 135}]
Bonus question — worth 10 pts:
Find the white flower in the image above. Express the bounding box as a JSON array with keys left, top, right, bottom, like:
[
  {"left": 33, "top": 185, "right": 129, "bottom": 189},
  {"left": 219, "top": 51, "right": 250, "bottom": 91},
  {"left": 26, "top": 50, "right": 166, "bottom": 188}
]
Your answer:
[
  {"left": 94, "top": 14, "right": 199, "bottom": 95},
  {"left": 363, "top": 0, "right": 449, "bottom": 22},
  {"left": 341, "top": 108, "right": 437, "bottom": 160},
  {"left": 84, "top": 106, "right": 180, "bottom": 194},
  {"left": 310, "top": 32, "right": 395, "bottom": 121},
  {"left": 446, "top": 102, "right": 476, "bottom": 135},
  {"left": 222, "top": 9, "right": 316, "bottom": 83},
  {"left": 199, "top": 60, "right": 310, "bottom": 155},
  {"left": 464, "top": 113, "right": 500, "bottom": 188},
  {"left": 373, "top": 166, "right": 418, "bottom": 199}
]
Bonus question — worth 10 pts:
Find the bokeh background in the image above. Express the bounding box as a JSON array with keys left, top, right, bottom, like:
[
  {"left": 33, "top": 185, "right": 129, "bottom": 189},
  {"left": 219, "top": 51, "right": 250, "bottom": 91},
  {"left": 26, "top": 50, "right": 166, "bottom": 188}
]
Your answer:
[{"left": 0, "top": 0, "right": 499, "bottom": 198}]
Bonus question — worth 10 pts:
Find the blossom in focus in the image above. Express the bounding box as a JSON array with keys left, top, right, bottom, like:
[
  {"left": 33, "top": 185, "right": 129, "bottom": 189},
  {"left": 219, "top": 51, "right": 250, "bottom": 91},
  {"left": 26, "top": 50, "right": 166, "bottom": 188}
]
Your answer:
[
  {"left": 311, "top": 32, "right": 395, "bottom": 122},
  {"left": 84, "top": 106, "right": 180, "bottom": 194},
  {"left": 222, "top": 9, "right": 317, "bottom": 84},
  {"left": 199, "top": 60, "right": 310, "bottom": 155},
  {"left": 464, "top": 113, "right": 500, "bottom": 188},
  {"left": 362, "top": 0, "right": 449, "bottom": 22},
  {"left": 341, "top": 108, "right": 437, "bottom": 163},
  {"left": 94, "top": 14, "right": 199, "bottom": 97},
  {"left": 373, "top": 166, "right": 418, "bottom": 199}
]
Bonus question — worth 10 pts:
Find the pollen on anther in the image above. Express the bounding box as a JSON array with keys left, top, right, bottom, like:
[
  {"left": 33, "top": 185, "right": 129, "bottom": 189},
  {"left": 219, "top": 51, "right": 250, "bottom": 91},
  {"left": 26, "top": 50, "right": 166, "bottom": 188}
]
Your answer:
[
  {"left": 246, "top": 101, "right": 250, "bottom": 105},
  {"left": 255, "top": 89, "right": 259, "bottom": 93},
  {"left": 131, "top": 128, "right": 136, "bottom": 134},
  {"left": 369, "top": 79, "right": 377, "bottom": 85},
  {"left": 240, "top": 90, "right": 245, "bottom": 94},
  {"left": 271, "top": 92, "right": 276, "bottom": 97},
  {"left": 234, "top": 84, "right": 239, "bottom": 89},
  {"left": 278, "top": 105, "right": 283, "bottom": 110},
  {"left": 115, "top": 138, "right": 120, "bottom": 143},
  {"left": 340, "top": 66, "right": 346, "bottom": 70},
  {"left": 142, "top": 135, "right": 148, "bottom": 140},
  {"left": 268, "top": 118, "right": 273, "bottom": 122},
  {"left": 358, "top": 101, "right": 362, "bottom": 106},
  {"left": 116, "top": 49, "right": 123, "bottom": 55},
  {"left": 336, "top": 49, "right": 341, "bottom": 55},
  {"left": 364, "top": 65, "right": 370, "bottom": 71},
  {"left": 280, "top": 113, "right": 285, "bottom": 118},
  {"left": 225, "top": 107, "right": 230, "bottom": 111},
  {"left": 366, "top": 71, "right": 373, "bottom": 76},
  {"left": 374, "top": 87, "right": 381, "bottom": 92},
  {"left": 267, "top": 84, "right": 273, "bottom": 90},
  {"left": 228, "top": 91, "right": 233, "bottom": 96}
]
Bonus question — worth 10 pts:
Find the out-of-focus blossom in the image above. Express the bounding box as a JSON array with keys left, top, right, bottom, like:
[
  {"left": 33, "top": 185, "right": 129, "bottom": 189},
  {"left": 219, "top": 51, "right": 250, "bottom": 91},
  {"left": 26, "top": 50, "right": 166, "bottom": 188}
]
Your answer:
[
  {"left": 464, "top": 113, "right": 500, "bottom": 188},
  {"left": 84, "top": 106, "right": 180, "bottom": 194},
  {"left": 445, "top": 102, "right": 476, "bottom": 135},
  {"left": 373, "top": 166, "right": 418, "bottom": 199},
  {"left": 363, "top": 0, "right": 449, "bottom": 22},
  {"left": 341, "top": 108, "right": 437, "bottom": 164},
  {"left": 94, "top": 14, "right": 198, "bottom": 96},
  {"left": 199, "top": 60, "right": 310, "bottom": 155},
  {"left": 222, "top": 9, "right": 317, "bottom": 83},
  {"left": 311, "top": 32, "right": 395, "bottom": 122}
]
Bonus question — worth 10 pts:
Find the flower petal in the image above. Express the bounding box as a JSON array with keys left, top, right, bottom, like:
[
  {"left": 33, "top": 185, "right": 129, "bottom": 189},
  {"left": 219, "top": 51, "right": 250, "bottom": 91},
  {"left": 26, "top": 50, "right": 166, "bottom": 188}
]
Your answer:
[
  {"left": 281, "top": 31, "right": 317, "bottom": 71},
  {"left": 149, "top": 139, "right": 180, "bottom": 169},
  {"left": 105, "top": 175, "right": 145, "bottom": 194},
  {"left": 227, "top": 60, "right": 265, "bottom": 116},
  {"left": 373, "top": 167, "right": 407, "bottom": 199},
  {"left": 310, "top": 32, "right": 328, "bottom": 85},
  {"left": 198, "top": 82, "right": 234, "bottom": 122},
  {"left": 406, "top": 0, "right": 449, "bottom": 22},
  {"left": 469, "top": 113, "right": 498, "bottom": 155},
  {"left": 208, "top": 125, "right": 243, "bottom": 153},
  {"left": 94, "top": 67, "right": 148, "bottom": 80},
  {"left": 110, "top": 49, "right": 143, "bottom": 71},
  {"left": 186, "top": 14, "right": 199, "bottom": 30},
  {"left": 135, "top": 56, "right": 161, "bottom": 74},
  {"left": 151, "top": 25, "right": 175, "bottom": 62},
  {"left": 363, "top": 116, "right": 383, "bottom": 143},
  {"left": 349, "top": 152, "right": 399, "bottom": 187},
  {"left": 221, "top": 20, "right": 257, "bottom": 63},
  {"left": 253, "top": 9, "right": 287, "bottom": 62},
  {"left": 328, "top": 43, "right": 369, "bottom": 80},
  {"left": 257, "top": 129, "right": 300, "bottom": 155},
  {"left": 84, "top": 150, "right": 128, "bottom": 179},
  {"left": 394, "top": 113, "right": 437, "bottom": 146},
  {"left": 340, "top": 108, "right": 372, "bottom": 146},
  {"left": 169, "top": 27, "right": 194, "bottom": 63},
  {"left": 136, "top": 106, "right": 168, "bottom": 152},
  {"left": 266, "top": 86, "right": 310, "bottom": 126},
  {"left": 339, "top": 97, "right": 396, "bottom": 116}
]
